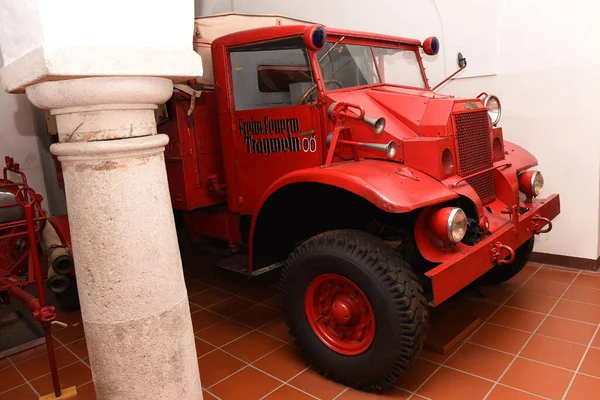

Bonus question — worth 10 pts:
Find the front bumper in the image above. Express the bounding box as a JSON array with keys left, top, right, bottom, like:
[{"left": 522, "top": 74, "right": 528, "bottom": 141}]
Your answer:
[{"left": 425, "top": 194, "right": 560, "bottom": 305}]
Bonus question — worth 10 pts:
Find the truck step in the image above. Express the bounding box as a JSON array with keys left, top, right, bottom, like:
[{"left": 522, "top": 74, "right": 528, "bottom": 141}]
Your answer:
[
  {"left": 214, "top": 254, "right": 249, "bottom": 274},
  {"left": 213, "top": 254, "right": 284, "bottom": 277}
]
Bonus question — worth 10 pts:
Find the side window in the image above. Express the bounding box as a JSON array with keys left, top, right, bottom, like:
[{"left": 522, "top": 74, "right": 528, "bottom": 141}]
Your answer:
[{"left": 229, "top": 37, "right": 315, "bottom": 110}]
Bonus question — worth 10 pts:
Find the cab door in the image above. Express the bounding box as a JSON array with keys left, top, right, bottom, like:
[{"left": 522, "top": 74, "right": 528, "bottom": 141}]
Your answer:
[{"left": 226, "top": 36, "right": 323, "bottom": 214}]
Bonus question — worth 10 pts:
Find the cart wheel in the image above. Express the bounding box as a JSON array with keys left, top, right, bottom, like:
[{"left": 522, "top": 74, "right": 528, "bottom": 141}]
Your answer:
[
  {"left": 475, "top": 237, "right": 535, "bottom": 286},
  {"left": 280, "top": 230, "right": 427, "bottom": 391},
  {"left": 55, "top": 275, "right": 80, "bottom": 311}
]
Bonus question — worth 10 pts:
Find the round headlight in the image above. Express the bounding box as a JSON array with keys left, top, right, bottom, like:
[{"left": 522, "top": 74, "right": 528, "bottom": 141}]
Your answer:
[
  {"left": 532, "top": 171, "right": 544, "bottom": 196},
  {"left": 518, "top": 170, "right": 544, "bottom": 197},
  {"left": 427, "top": 207, "right": 468, "bottom": 244},
  {"left": 484, "top": 95, "right": 501, "bottom": 126},
  {"left": 448, "top": 208, "right": 468, "bottom": 243}
]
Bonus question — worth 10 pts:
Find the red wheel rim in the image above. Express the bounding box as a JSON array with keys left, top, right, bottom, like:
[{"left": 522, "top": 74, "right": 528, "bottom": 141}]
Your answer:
[{"left": 304, "top": 273, "right": 376, "bottom": 355}]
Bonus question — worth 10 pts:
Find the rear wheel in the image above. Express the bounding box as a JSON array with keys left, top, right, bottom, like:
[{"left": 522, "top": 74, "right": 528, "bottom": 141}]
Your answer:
[
  {"left": 475, "top": 237, "right": 534, "bottom": 286},
  {"left": 280, "top": 230, "right": 427, "bottom": 391}
]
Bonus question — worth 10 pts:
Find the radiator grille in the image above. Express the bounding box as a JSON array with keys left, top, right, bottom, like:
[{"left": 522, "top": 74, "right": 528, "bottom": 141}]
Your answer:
[{"left": 454, "top": 110, "right": 495, "bottom": 203}]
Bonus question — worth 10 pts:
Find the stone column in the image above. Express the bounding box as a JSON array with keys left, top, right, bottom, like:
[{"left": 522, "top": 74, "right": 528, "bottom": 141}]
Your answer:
[
  {"left": 25, "top": 76, "right": 202, "bottom": 399},
  {"left": 0, "top": 1, "right": 204, "bottom": 398}
]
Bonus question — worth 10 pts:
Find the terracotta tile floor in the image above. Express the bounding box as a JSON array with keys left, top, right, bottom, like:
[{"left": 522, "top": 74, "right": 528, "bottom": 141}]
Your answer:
[{"left": 3, "top": 257, "right": 600, "bottom": 399}]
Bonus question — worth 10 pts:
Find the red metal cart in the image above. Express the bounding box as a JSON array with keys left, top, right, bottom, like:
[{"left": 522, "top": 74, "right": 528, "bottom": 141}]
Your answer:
[{"left": 0, "top": 156, "right": 64, "bottom": 398}]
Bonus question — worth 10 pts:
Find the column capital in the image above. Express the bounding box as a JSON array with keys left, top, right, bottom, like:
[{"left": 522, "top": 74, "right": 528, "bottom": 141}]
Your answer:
[
  {"left": 26, "top": 77, "right": 173, "bottom": 142},
  {"left": 0, "top": 0, "right": 202, "bottom": 93},
  {"left": 26, "top": 77, "right": 173, "bottom": 111}
]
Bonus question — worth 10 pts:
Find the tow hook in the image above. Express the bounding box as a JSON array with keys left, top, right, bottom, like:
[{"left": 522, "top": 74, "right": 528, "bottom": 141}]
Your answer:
[
  {"left": 491, "top": 241, "right": 515, "bottom": 265},
  {"left": 531, "top": 215, "right": 552, "bottom": 234}
]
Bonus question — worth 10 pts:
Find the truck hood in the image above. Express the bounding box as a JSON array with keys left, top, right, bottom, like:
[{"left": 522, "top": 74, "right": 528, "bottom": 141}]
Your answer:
[{"left": 326, "top": 86, "right": 465, "bottom": 142}]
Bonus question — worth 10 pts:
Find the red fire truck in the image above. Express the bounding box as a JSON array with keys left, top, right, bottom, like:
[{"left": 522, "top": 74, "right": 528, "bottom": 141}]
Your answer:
[{"left": 57, "top": 14, "right": 561, "bottom": 391}]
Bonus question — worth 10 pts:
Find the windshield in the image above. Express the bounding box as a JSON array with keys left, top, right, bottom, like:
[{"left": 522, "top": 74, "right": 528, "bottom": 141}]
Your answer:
[{"left": 317, "top": 42, "right": 426, "bottom": 90}]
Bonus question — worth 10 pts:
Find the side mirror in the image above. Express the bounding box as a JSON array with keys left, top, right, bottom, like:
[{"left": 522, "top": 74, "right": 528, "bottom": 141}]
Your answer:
[
  {"left": 304, "top": 25, "right": 327, "bottom": 51},
  {"left": 457, "top": 52, "right": 467, "bottom": 68},
  {"left": 422, "top": 36, "right": 440, "bottom": 56}
]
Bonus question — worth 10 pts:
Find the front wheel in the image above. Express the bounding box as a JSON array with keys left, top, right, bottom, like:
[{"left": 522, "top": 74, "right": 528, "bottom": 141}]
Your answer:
[
  {"left": 279, "top": 230, "right": 427, "bottom": 391},
  {"left": 475, "top": 237, "right": 535, "bottom": 286}
]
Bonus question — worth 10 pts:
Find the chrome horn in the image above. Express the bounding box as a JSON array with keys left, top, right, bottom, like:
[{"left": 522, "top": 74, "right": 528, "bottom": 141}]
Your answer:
[
  {"left": 327, "top": 102, "right": 386, "bottom": 134},
  {"left": 363, "top": 116, "right": 386, "bottom": 134},
  {"left": 326, "top": 133, "right": 397, "bottom": 159},
  {"left": 358, "top": 140, "right": 397, "bottom": 158}
]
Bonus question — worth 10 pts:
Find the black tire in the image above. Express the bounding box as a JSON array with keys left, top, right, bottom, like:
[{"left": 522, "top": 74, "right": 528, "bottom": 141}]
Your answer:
[
  {"left": 279, "top": 230, "right": 427, "bottom": 391},
  {"left": 54, "top": 275, "right": 80, "bottom": 311},
  {"left": 475, "top": 237, "right": 534, "bottom": 286}
]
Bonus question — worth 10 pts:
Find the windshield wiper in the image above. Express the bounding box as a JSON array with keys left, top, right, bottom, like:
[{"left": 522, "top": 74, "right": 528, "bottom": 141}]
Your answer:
[{"left": 319, "top": 36, "right": 345, "bottom": 62}]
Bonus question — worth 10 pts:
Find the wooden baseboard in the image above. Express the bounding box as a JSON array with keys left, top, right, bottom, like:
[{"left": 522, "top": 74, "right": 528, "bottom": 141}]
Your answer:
[
  {"left": 531, "top": 252, "right": 600, "bottom": 271},
  {"left": 39, "top": 386, "right": 77, "bottom": 400}
]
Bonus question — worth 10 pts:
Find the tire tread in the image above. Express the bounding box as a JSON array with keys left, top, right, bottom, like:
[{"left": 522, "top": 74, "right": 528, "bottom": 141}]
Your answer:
[{"left": 279, "top": 229, "right": 427, "bottom": 391}]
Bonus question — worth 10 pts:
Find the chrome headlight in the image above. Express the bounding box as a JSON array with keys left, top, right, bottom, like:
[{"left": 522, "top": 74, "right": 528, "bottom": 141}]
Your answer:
[
  {"left": 518, "top": 170, "right": 544, "bottom": 197},
  {"left": 484, "top": 95, "right": 501, "bottom": 126},
  {"left": 448, "top": 208, "right": 468, "bottom": 243},
  {"left": 427, "top": 207, "right": 468, "bottom": 244}
]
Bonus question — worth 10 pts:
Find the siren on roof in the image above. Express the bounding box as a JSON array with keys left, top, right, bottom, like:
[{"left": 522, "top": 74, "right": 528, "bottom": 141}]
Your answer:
[
  {"left": 304, "top": 25, "right": 327, "bottom": 51},
  {"left": 423, "top": 36, "right": 439, "bottom": 56}
]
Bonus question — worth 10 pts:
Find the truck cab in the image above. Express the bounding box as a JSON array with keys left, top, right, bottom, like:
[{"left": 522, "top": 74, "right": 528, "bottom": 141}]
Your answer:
[{"left": 156, "top": 13, "right": 560, "bottom": 391}]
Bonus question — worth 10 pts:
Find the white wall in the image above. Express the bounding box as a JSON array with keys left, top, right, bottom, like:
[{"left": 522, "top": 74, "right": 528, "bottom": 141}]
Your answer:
[
  {"left": 196, "top": 0, "right": 600, "bottom": 260},
  {"left": 445, "top": 0, "right": 600, "bottom": 259},
  {"left": 0, "top": 86, "right": 51, "bottom": 213},
  {"left": 0, "top": 51, "right": 65, "bottom": 216}
]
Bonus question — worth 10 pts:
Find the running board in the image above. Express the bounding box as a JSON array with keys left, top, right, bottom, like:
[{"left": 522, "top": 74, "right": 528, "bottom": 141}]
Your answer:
[{"left": 213, "top": 254, "right": 284, "bottom": 277}]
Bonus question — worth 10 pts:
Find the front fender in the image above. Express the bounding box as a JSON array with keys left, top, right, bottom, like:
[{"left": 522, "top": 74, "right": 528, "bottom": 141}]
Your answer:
[
  {"left": 493, "top": 140, "right": 538, "bottom": 207},
  {"left": 258, "top": 160, "right": 459, "bottom": 215},
  {"left": 248, "top": 160, "right": 458, "bottom": 274},
  {"left": 504, "top": 140, "right": 538, "bottom": 172}
]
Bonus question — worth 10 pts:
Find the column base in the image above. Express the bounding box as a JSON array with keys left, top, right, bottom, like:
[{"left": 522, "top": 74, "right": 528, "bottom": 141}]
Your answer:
[{"left": 86, "top": 298, "right": 201, "bottom": 400}]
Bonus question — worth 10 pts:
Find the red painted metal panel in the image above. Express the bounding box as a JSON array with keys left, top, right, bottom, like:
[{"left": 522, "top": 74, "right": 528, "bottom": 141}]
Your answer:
[
  {"left": 504, "top": 140, "right": 538, "bottom": 172},
  {"left": 163, "top": 92, "right": 226, "bottom": 211},
  {"left": 426, "top": 194, "right": 560, "bottom": 305},
  {"left": 193, "top": 92, "right": 222, "bottom": 155},
  {"left": 184, "top": 207, "right": 241, "bottom": 245},
  {"left": 492, "top": 127, "right": 505, "bottom": 162},
  {"left": 259, "top": 160, "right": 459, "bottom": 214},
  {"left": 419, "top": 98, "right": 453, "bottom": 137},
  {"left": 230, "top": 105, "right": 323, "bottom": 214},
  {"left": 403, "top": 137, "right": 456, "bottom": 180}
]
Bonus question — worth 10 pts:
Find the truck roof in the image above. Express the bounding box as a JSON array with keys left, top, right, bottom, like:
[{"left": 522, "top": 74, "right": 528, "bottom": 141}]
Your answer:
[
  {"left": 192, "top": 13, "right": 422, "bottom": 85},
  {"left": 194, "top": 13, "right": 316, "bottom": 43}
]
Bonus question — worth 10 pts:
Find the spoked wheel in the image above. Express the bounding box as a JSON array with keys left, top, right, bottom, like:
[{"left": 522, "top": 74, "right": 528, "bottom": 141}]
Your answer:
[
  {"left": 280, "top": 230, "right": 427, "bottom": 392},
  {"left": 305, "top": 274, "right": 376, "bottom": 356}
]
